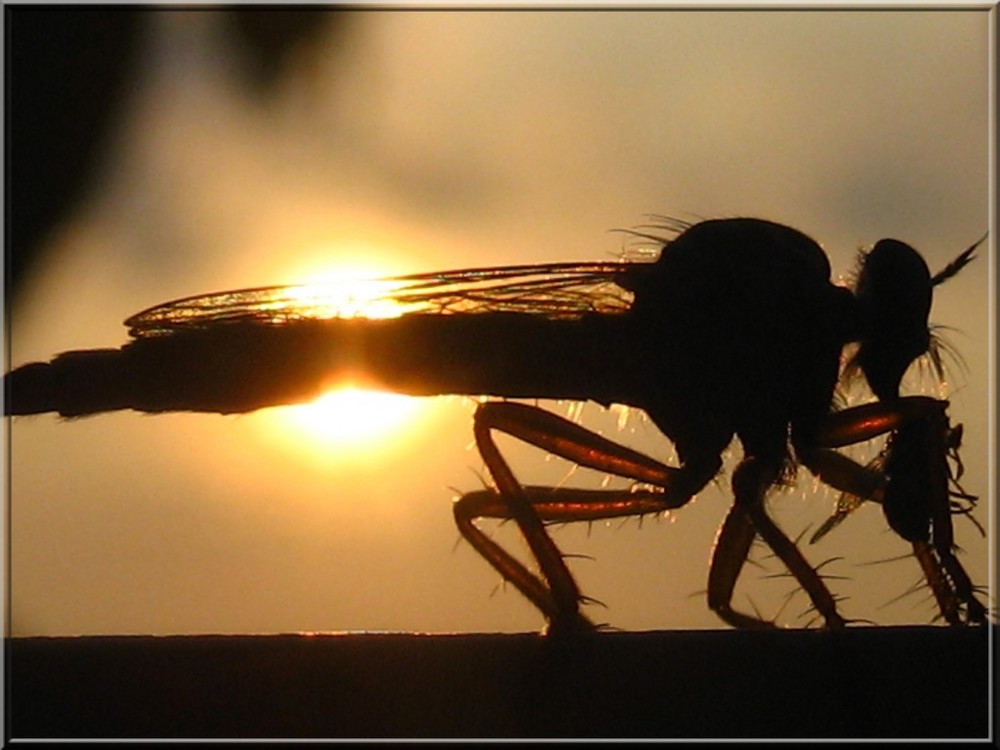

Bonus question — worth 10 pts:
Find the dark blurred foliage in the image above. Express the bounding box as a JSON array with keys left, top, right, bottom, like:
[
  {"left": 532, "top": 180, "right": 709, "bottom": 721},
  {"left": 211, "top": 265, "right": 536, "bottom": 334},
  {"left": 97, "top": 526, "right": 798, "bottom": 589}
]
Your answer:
[
  {"left": 4, "top": 7, "right": 336, "bottom": 303},
  {"left": 224, "top": 9, "right": 334, "bottom": 94},
  {"left": 6, "top": 9, "right": 142, "bottom": 299}
]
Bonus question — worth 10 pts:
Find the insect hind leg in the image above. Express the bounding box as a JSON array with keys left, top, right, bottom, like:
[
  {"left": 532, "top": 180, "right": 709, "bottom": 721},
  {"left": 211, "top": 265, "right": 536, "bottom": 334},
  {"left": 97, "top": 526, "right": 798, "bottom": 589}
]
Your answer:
[{"left": 456, "top": 400, "right": 715, "bottom": 635}]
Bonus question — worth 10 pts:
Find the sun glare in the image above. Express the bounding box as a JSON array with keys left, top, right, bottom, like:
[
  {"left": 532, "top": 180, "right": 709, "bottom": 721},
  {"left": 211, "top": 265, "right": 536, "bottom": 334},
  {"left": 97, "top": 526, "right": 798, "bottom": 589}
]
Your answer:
[
  {"left": 284, "top": 387, "right": 426, "bottom": 447},
  {"left": 280, "top": 275, "right": 405, "bottom": 321},
  {"left": 250, "top": 256, "right": 434, "bottom": 462}
]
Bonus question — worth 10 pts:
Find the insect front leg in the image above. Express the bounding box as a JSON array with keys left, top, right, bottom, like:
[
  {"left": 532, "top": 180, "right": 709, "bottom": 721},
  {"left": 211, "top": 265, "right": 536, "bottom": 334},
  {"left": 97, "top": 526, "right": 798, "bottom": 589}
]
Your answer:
[
  {"left": 914, "top": 422, "right": 989, "bottom": 625},
  {"left": 798, "top": 396, "right": 946, "bottom": 498},
  {"left": 801, "top": 396, "right": 988, "bottom": 625},
  {"left": 797, "top": 397, "right": 955, "bottom": 516},
  {"left": 456, "top": 401, "right": 700, "bottom": 635},
  {"left": 917, "top": 544, "right": 989, "bottom": 625},
  {"left": 916, "top": 494, "right": 989, "bottom": 625},
  {"left": 912, "top": 541, "right": 963, "bottom": 625}
]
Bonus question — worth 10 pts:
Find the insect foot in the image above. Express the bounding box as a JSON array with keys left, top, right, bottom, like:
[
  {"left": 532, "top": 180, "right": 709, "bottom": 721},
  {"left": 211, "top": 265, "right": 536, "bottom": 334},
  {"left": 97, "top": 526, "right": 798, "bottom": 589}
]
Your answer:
[{"left": 541, "top": 610, "right": 599, "bottom": 638}]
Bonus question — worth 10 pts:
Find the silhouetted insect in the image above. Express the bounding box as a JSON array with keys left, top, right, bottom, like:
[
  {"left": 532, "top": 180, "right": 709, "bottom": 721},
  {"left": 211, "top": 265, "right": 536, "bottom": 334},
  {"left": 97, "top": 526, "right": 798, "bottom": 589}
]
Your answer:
[{"left": 6, "top": 217, "right": 988, "bottom": 633}]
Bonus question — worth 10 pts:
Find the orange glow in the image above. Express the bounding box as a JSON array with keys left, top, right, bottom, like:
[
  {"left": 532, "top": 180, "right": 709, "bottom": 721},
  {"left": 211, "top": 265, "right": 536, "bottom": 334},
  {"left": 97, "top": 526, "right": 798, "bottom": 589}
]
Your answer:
[
  {"left": 248, "top": 254, "right": 434, "bottom": 465},
  {"left": 277, "top": 275, "right": 405, "bottom": 321},
  {"left": 281, "top": 387, "right": 426, "bottom": 448}
]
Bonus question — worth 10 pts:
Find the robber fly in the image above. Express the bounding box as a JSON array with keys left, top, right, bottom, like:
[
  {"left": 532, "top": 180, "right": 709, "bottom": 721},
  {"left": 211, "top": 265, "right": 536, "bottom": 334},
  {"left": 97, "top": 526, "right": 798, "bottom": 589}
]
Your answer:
[{"left": 5, "top": 217, "right": 988, "bottom": 633}]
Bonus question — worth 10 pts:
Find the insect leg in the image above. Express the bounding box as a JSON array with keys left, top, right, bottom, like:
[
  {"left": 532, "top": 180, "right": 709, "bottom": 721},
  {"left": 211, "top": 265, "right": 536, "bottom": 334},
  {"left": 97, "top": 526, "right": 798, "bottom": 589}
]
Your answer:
[
  {"left": 458, "top": 401, "right": 707, "bottom": 634},
  {"left": 453, "top": 489, "right": 574, "bottom": 629},
  {"left": 804, "top": 397, "right": 988, "bottom": 625},
  {"left": 934, "top": 547, "right": 989, "bottom": 624},
  {"left": 710, "top": 457, "right": 847, "bottom": 628},
  {"left": 797, "top": 396, "right": 949, "bottom": 501},
  {"left": 798, "top": 448, "right": 885, "bottom": 505},
  {"left": 811, "top": 395, "right": 945, "bottom": 449},
  {"left": 706, "top": 503, "right": 766, "bottom": 628},
  {"left": 918, "top": 504, "right": 989, "bottom": 625},
  {"left": 474, "top": 402, "right": 681, "bottom": 485},
  {"left": 912, "top": 541, "right": 962, "bottom": 625},
  {"left": 455, "top": 485, "right": 690, "bottom": 630}
]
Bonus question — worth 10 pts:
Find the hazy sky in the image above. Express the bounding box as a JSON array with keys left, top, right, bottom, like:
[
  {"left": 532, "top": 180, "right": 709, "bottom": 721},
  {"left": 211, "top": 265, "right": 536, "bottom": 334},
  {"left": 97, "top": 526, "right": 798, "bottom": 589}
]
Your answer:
[{"left": 7, "top": 8, "right": 992, "bottom": 636}]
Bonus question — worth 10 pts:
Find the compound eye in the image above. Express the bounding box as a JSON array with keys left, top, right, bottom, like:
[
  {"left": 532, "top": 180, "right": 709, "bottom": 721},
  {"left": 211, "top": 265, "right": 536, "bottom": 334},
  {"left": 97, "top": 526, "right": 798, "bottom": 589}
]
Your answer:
[
  {"left": 855, "top": 239, "right": 933, "bottom": 400},
  {"left": 857, "top": 239, "right": 932, "bottom": 307}
]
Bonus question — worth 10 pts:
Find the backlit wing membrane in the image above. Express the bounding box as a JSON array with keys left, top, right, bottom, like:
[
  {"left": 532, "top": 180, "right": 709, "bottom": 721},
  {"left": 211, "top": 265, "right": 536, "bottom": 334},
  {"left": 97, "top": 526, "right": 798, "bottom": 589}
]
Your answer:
[{"left": 125, "top": 261, "right": 644, "bottom": 338}]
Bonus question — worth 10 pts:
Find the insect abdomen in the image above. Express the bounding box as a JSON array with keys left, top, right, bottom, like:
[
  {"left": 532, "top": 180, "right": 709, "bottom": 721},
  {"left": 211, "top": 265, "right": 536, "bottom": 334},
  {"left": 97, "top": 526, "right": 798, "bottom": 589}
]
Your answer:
[{"left": 5, "top": 312, "right": 634, "bottom": 417}]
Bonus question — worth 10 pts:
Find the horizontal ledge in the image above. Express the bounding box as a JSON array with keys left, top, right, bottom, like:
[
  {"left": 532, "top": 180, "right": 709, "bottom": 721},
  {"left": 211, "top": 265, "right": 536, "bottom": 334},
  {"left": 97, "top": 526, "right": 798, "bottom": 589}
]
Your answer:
[{"left": 8, "top": 625, "right": 992, "bottom": 740}]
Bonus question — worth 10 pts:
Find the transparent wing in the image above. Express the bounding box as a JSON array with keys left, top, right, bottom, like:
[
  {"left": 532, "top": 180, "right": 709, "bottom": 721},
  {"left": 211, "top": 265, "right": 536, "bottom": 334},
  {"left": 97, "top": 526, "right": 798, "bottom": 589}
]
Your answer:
[{"left": 125, "top": 261, "right": 646, "bottom": 338}]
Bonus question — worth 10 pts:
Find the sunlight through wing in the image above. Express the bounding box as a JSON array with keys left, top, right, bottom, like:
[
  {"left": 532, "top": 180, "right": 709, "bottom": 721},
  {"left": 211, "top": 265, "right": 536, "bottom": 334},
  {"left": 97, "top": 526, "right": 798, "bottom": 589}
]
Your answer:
[{"left": 124, "top": 262, "right": 641, "bottom": 337}]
